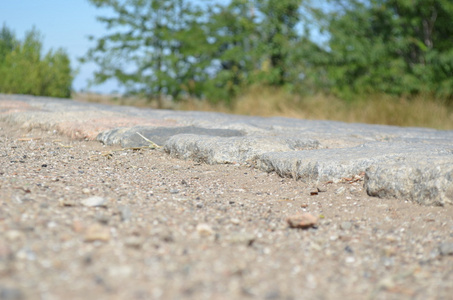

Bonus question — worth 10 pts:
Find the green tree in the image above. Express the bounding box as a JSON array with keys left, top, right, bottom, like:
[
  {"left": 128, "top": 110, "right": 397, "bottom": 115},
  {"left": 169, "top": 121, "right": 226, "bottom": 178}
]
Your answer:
[
  {"left": 0, "top": 25, "right": 17, "bottom": 62},
  {"left": 205, "top": 0, "right": 312, "bottom": 95},
  {"left": 321, "top": 0, "right": 453, "bottom": 100},
  {"left": 202, "top": 0, "right": 258, "bottom": 103},
  {"left": 0, "top": 25, "right": 73, "bottom": 98},
  {"left": 84, "top": 0, "right": 317, "bottom": 104},
  {"left": 84, "top": 0, "right": 209, "bottom": 106},
  {"left": 254, "top": 0, "right": 302, "bottom": 86}
]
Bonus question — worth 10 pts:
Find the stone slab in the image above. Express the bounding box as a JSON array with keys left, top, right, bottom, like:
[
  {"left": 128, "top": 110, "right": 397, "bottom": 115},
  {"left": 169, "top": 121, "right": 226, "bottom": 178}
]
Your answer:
[
  {"left": 365, "top": 160, "right": 453, "bottom": 206},
  {"left": 258, "top": 141, "right": 452, "bottom": 181},
  {"left": 164, "top": 134, "right": 320, "bottom": 164},
  {"left": 97, "top": 126, "right": 244, "bottom": 147}
]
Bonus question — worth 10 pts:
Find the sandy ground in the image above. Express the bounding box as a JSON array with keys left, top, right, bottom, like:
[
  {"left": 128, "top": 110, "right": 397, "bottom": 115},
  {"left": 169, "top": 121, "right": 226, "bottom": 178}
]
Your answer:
[{"left": 1, "top": 119, "right": 452, "bottom": 300}]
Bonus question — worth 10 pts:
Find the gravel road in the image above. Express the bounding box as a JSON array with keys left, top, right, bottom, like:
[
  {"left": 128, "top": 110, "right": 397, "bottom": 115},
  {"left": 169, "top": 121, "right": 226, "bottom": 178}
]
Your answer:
[{"left": 1, "top": 118, "right": 453, "bottom": 300}]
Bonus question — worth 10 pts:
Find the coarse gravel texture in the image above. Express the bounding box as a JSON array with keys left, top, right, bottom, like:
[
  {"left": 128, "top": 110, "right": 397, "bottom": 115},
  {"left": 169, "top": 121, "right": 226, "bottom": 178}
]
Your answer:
[{"left": 1, "top": 119, "right": 453, "bottom": 300}]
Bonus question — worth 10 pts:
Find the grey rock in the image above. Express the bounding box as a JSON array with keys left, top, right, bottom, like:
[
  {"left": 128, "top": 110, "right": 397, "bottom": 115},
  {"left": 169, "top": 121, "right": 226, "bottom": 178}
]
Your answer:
[
  {"left": 95, "top": 213, "right": 110, "bottom": 224},
  {"left": 118, "top": 205, "right": 132, "bottom": 222},
  {"left": 349, "top": 187, "right": 359, "bottom": 194},
  {"left": 439, "top": 242, "right": 453, "bottom": 256},
  {"left": 340, "top": 222, "right": 352, "bottom": 230},
  {"left": 335, "top": 187, "right": 346, "bottom": 195}
]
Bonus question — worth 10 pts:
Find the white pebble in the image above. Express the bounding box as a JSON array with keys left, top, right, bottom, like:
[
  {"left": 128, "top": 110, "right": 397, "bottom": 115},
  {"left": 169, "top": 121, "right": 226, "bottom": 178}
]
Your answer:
[{"left": 81, "top": 196, "right": 108, "bottom": 207}]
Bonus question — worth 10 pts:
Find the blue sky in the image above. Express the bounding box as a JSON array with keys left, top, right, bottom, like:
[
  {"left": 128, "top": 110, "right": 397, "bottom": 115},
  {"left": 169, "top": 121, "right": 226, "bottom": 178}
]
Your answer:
[{"left": 0, "top": 0, "right": 117, "bottom": 93}]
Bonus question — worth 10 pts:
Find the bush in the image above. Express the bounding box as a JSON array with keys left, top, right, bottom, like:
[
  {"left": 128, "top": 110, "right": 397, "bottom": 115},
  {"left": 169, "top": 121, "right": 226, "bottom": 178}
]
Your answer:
[{"left": 0, "top": 24, "right": 73, "bottom": 98}]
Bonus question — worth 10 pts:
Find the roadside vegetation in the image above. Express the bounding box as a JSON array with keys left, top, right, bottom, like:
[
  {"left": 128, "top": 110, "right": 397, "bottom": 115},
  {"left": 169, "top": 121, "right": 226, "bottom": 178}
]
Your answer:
[
  {"left": 82, "top": 0, "right": 453, "bottom": 104},
  {"left": 74, "top": 88, "right": 453, "bottom": 130},
  {"left": 0, "top": 24, "right": 72, "bottom": 98}
]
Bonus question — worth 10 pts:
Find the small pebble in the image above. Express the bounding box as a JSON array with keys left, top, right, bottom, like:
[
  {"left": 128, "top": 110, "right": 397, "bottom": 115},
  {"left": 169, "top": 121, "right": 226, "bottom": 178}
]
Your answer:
[
  {"left": 230, "top": 218, "right": 240, "bottom": 225},
  {"left": 344, "top": 245, "right": 354, "bottom": 253},
  {"left": 108, "top": 265, "right": 133, "bottom": 278},
  {"left": 118, "top": 205, "right": 132, "bottom": 222},
  {"left": 84, "top": 224, "right": 111, "bottom": 242},
  {"left": 196, "top": 223, "right": 214, "bottom": 237},
  {"left": 335, "top": 187, "right": 346, "bottom": 195},
  {"left": 72, "top": 220, "right": 84, "bottom": 233},
  {"left": 227, "top": 233, "right": 255, "bottom": 246},
  {"left": 47, "top": 221, "right": 57, "bottom": 228},
  {"left": 340, "top": 221, "right": 352, "bottom": 230},
  {"left": 268, "top": 222, "right": 277, "bottom": 231},
  {"left": 95, "top": 214, "right": 110, "bottom": 224},
  {"left": 124, "top": 236, "right": 143, "bottom": 249},
  {"left": 81, "top": 196, "right": 108, "bottom": 207},
  {"left": 82, "top": 188, "right": 91, "bottom": 194},
  {"left": 16, "top": 248, "right": 36, "bottom": 261},
  {"left": 345, "top": 256, "right": 355, "bottom": 264},
  {"left": 287, "top": 213, "right": 318, "bottom": 229},
  {"left": 59, "top": 198, "right": 76, "bottom": 207},
  {"left": 5, "top": 230, "right": 24, "bottom": 241}
]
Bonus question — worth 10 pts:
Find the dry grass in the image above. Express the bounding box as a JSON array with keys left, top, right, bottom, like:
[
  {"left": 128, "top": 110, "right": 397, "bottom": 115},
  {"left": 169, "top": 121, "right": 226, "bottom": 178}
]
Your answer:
[
  {"left": 73, "top": 88, "right": 453, "bottom": 130},
  {"left": 181, "top": 87, "right": 453, "bottom": 130}
]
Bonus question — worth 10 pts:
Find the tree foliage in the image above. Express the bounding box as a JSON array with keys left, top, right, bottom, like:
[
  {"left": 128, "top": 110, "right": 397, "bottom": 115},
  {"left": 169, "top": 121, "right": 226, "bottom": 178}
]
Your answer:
[
  {"left": 0, "top": 24, "right": 73, "bottom": 98},
  {"left": 321, "top": 0, "right": 453, "bottom": 100},
  {"left": 83, "top": 0, "right": 453, "bottom": 104},
  {"left": 201, "top": 0, "right": 258, "bottom": 103},
  {"left": 84, "top": 0, "right": 318, "bottom": 105},
  {"left": 83, "top": 0, "right": 210, "bottom": 106}
]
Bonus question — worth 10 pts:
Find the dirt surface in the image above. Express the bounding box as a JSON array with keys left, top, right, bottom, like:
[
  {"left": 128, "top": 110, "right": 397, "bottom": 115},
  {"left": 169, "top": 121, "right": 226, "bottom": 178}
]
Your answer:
[{"left": 1, "top": 119, "right": 453, "bottom": 300}]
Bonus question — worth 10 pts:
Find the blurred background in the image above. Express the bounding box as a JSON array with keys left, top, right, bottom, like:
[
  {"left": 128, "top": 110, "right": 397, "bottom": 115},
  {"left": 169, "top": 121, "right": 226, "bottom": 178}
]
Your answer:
[{"left": 1, "top": 0, "right": 452, "bottom": 129}]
